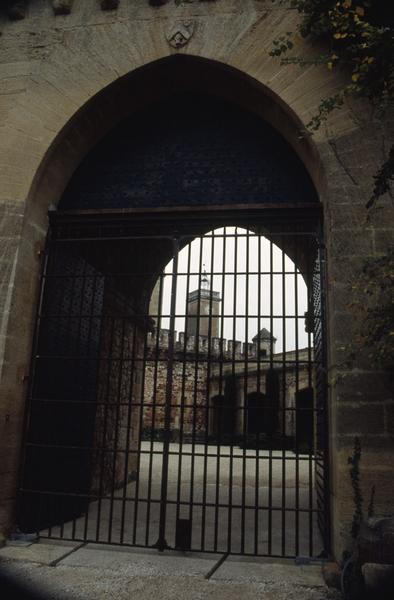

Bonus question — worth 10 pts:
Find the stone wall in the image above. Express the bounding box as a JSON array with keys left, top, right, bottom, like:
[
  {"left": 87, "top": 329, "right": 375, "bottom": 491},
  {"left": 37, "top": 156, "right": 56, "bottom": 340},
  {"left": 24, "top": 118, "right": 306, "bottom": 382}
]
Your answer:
[
  {"left": 143, "top": 353, "right": 207, "bottom": 437},
  {"left": 143, "top": 332, "right": 312, "bottom": 440},
  {"left": 92, "top": 284, "right": 143, "bottom": 495},
  {"left": 0, "top": 0, "right": 393, "bottom": 558}
]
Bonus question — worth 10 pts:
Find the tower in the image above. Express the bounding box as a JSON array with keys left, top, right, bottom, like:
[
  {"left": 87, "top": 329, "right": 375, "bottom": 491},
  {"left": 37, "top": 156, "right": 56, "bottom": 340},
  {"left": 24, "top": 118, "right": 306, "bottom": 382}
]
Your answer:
[
  {"left": 252, "top": 328, "right": 277, "bottom": 358},
  {"left": 185, "top": 270, "right": 221, "bottom": 338}
]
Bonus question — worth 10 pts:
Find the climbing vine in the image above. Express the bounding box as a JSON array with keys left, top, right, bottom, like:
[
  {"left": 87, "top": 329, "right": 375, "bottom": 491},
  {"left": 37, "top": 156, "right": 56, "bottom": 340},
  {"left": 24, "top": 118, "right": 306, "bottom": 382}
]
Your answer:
[
  {"left": 270, "top": 1, "right": 394, "bottom": 374},
  {"left": 270, "top": 0, "right": 394, "bottom": 208}
]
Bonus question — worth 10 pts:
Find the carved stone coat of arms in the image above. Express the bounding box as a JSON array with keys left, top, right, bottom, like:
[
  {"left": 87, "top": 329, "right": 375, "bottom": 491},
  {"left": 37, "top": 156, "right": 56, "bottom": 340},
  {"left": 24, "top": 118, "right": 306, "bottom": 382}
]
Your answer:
[{"left": 166, "top": 21, "right": 195, "bottom": 48}]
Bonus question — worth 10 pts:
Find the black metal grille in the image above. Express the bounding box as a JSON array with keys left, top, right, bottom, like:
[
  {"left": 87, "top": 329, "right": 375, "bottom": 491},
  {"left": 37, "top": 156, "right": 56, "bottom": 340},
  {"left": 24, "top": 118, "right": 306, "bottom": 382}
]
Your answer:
[
  {"left": 59, "top": 94, "right": 318, "bottom": 210},
  {"left": 19, "top": 208, "right": 329, "bottom": 558}
]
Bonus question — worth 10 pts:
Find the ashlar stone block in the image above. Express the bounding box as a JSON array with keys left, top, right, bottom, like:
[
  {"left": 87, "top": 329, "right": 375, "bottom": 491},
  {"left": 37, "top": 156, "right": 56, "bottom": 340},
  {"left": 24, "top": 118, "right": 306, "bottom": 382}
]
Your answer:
[{"left": 52, "top": 0, "right": 74, "bottom": 16}]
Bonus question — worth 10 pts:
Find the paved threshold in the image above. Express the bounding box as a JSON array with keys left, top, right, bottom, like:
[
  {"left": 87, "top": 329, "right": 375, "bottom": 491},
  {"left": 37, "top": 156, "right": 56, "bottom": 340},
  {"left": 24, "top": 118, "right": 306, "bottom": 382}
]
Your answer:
[{"left": 0, "top": 540, "right": 341, "bottom": 600}]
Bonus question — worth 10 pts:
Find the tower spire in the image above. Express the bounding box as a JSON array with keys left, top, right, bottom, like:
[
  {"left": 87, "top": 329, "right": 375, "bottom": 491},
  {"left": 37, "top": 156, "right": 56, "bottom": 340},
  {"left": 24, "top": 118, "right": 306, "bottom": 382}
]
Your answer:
[
  {"left": 186, "top": 265, "right": 221, "bottom": 339},
  {"left": 201, "top": 265, "right": 210, "bottom": 290}
]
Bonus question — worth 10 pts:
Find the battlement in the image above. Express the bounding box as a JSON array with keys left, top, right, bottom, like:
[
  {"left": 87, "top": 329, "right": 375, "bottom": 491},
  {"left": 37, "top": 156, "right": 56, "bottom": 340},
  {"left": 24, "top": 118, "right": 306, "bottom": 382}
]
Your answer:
[
  {"left": 146, "top": 329, "right": 311, "bottom": 362},
  {"left": 147, "top": 329, "right": 252, "bottom": 358}
]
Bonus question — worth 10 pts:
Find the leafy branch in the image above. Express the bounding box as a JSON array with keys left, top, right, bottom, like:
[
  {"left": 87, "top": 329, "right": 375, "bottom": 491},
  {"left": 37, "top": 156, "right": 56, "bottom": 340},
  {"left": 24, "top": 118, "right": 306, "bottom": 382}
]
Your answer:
[{"left": 270, "top": 0, "right": 394, "bottom": 207}]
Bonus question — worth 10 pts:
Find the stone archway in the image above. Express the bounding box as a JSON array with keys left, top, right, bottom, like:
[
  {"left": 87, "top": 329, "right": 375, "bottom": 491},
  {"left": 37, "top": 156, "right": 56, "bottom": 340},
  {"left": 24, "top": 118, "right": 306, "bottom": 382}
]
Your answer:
[
  {"left": 13, "top": 76, "right": 328, "bottom": 555},
  {"left": 246, "top": 392, "right": 266, "bottom": 435},
  {"left": 0, "top": 0, "right": 391, "bottom": 563},
  {"left": 0, "top": 54, "right": 326, "bottom": 556}
]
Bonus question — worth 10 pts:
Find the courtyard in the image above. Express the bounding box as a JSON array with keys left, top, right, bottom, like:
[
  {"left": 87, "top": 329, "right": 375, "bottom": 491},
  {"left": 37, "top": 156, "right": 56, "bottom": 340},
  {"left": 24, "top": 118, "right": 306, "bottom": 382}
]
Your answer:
[{"left": 41, "top": 442, "right": 323, "bottom": 558}]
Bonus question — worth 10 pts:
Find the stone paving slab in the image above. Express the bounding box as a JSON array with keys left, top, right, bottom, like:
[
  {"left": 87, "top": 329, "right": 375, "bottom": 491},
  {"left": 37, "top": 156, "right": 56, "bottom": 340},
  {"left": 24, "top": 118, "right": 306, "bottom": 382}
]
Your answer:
[
  {"left": 0, "top": 540, "right": 341, "bottom": 600},
  {"left": 0, "top": 540, "right": 80, "bottom": 565},
  {"left": 60, "top": 543, "right": 219, "bottom": 577},
  {"left": 212, "top": 555, "right": 325, "bottom": 587}
]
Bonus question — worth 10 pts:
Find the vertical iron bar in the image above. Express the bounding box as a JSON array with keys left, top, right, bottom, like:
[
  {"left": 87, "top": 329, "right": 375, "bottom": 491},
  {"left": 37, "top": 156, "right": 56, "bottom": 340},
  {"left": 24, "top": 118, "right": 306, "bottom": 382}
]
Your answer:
[
  {"left": 83, "top": 269, "right": 102, "bottom": 542},
  {"left": 132, "top": 301, "right": 150, "bottom": 545},
  {"left": 60, "top": 244, "right": 82, "bottom": 541},
  {"left": 281, "top": 237, "right": 287, "bottom": 556},
  {"left": 294, "top": 235, "right": 300, "bottom": 557},
  {"left": 119, "top": 319, "right": 138, "bottom": 544},
  {"left": 95, "top": 308, "right": 115, "bottom": 542},
  {"left": 214, "top": 228, "right": 227, "bottom": 552},
  {"left": 318, "top": 240, "right": 331, "bottom": 554},
  {"left": 71, "top": 251, "right": 89, "bottom": 541},
  {"left": 227, "top": 227, "right": 238, "bottom": 554},
  {"left": 107, "top": 310, "right": 126, "bottom": 543},
  {"left": 174, "top": 243, "right": 192, "bottom": 532},
  {"left": 57, "top": 244, "right": 79, "bottom": 542},
  {"left": 155, "top": 237, "right": 179, "bottom": 550},
  {"left": 254, "top": 232, "right": 262, "bottom": 555},
  {"left": 187, "top": 235, "right": 204, "bottom": 541},
  {"left": 306, "top": 237, "right": 314, "bottom": 557},
  {"left": 145, "top": 273, "right": 165, "bottom": 545},
  {"left": 240, "top": 228, "right": 250, "bottom": 554},
  {"left": 268, "top": 237, "right": 273, "bottom": 555},
  {"left": 201, "top": 230, "right": 216, "bottom": 551}
]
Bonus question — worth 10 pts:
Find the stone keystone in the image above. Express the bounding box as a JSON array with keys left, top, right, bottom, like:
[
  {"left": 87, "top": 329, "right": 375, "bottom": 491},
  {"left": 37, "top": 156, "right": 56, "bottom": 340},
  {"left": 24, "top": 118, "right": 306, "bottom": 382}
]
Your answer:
[{"left": 166, "top": 21, "right": 195, "bottom": 49}]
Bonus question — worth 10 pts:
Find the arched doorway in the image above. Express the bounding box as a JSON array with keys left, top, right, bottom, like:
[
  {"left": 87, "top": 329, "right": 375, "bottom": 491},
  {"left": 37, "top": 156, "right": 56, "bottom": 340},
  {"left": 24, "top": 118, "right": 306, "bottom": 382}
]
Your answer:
[
  {"left": 295, "top": 387, "right": 315, "bottom": 454},
  {"left": 18, "top": 91, "right": 327, "bottom": 558},
  {"left": 247, "top": 392, "right": 266, "bottom": 435},
  {"left": 210, "top": 395, "right": 233, "bottom": 441}
]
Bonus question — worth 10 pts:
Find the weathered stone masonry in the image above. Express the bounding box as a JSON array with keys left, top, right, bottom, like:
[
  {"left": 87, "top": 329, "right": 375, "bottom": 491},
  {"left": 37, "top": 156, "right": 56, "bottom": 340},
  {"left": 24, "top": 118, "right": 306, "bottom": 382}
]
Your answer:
[
  {"left": 143, "top": 327, "right": 312, "bottom": 442},
  {"left": 0, "top": 0, "right": 393, "bottom": 559}
]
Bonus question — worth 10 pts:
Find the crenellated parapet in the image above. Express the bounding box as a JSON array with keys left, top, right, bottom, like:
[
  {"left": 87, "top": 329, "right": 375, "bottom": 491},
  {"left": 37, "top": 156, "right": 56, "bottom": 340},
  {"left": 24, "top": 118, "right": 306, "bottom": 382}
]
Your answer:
[
  {"left": 147, "top": 328, "right": 255, "bottom": 358},
  {"left": 147, "top": 329, "right": 274, "bottom": 360},
  {"left": 146, "top": 328, "right": 312, "bottom": 365}
]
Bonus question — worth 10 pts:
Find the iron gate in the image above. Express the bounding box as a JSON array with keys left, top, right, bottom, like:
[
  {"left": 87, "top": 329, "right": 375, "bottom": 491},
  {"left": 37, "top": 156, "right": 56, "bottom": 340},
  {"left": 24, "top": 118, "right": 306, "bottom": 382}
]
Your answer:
[{"left": 18, "top": 207, "right": 329, "bottom": 558}]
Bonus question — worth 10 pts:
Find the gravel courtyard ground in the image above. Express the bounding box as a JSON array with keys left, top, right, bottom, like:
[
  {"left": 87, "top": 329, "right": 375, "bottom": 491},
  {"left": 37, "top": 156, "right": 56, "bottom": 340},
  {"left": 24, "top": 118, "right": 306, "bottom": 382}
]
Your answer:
[{"left": 0, "top": 541, "right": 343, "bottom": 600}]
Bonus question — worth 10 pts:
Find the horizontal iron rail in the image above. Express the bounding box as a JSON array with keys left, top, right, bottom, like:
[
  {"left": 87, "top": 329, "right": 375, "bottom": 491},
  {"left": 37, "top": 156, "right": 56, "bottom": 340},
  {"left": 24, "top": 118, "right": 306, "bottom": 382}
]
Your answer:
[
  {"left": 20, "top": 490, "right": 323, "bottom": 514},
  {"left": 22, "top": 444, "right": 324, "bottom": 457}
]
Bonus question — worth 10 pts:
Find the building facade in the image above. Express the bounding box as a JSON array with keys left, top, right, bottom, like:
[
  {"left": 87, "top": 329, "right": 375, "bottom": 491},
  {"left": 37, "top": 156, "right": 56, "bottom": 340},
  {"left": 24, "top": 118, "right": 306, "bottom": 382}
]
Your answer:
[{"left": 144, "top": 281, "right": 313, "bottom": 447}]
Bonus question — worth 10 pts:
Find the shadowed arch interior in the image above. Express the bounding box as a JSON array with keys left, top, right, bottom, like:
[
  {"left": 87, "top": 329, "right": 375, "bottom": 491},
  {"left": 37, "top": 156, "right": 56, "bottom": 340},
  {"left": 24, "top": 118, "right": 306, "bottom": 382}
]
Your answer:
[
  {"left": 28, "top": 55, "right": 324, "bottom": 217},
  {"left": 60, "top": 92, "right": 318, "bottom": 211}
]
